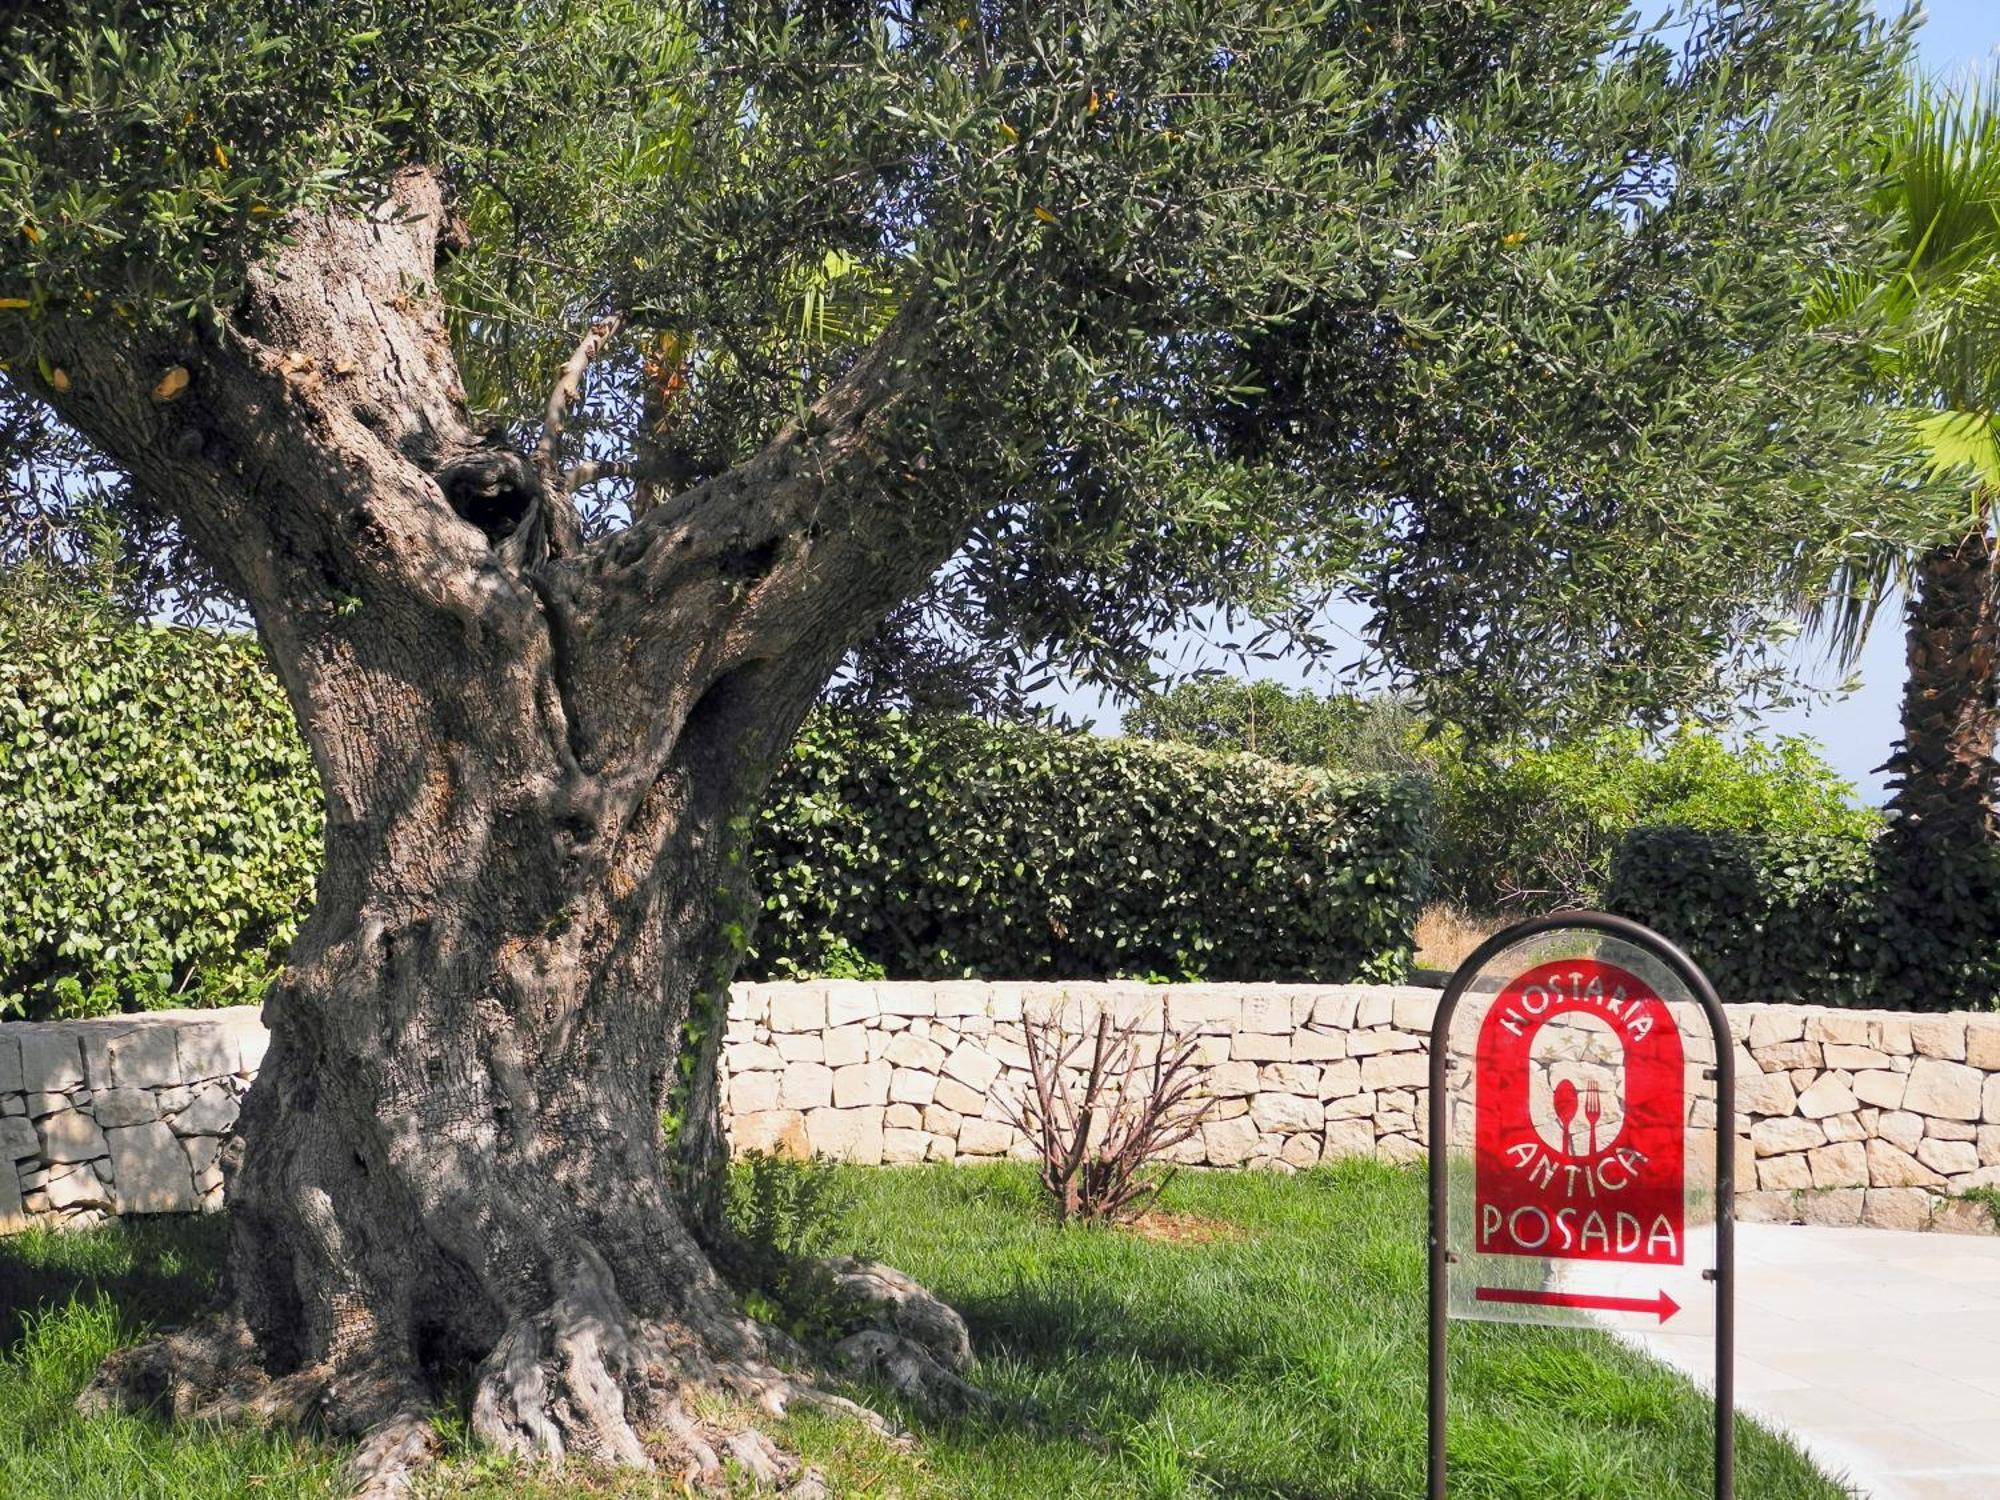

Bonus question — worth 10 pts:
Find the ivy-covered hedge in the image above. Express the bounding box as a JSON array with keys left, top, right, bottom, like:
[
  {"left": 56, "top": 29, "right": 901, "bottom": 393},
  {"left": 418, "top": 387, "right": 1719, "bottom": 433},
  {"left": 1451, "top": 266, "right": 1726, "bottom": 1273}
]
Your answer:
[
  {"left": 0, "top": 611, "right": 1432, "bottom": 1017},
  {"left": 1606, "top": 826, "right": 2000, "bottom": 1011},
  {"left": 0, "top": 605, "right": 321, "bottom": 1020},
  {"left": 750, "top": 714, "right": 1432, "bottom": 984}
]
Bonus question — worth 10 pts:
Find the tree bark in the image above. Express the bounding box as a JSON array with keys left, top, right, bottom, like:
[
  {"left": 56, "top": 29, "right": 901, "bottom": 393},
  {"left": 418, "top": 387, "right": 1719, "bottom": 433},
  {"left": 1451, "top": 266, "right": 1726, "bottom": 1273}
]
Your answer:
[
  {"left": 21, "top": 169, "right": 972, "bottom": 1493},
  {"left": 1886, "top": 526, "right": 2000, "bottom": 847}
]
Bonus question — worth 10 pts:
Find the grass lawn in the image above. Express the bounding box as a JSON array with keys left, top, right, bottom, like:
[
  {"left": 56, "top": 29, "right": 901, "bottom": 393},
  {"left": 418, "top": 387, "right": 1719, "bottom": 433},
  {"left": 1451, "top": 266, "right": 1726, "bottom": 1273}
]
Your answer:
[{"left": 0, "top": 1160, "right": 1844, "bottom": 1499}]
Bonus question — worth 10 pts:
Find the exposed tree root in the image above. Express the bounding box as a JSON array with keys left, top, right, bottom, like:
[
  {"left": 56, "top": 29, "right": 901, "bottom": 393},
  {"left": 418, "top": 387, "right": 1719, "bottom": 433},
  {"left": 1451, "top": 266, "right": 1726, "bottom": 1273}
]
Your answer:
[{"left": 82, "top": 1254, "right": 983, "bottom": 1499}]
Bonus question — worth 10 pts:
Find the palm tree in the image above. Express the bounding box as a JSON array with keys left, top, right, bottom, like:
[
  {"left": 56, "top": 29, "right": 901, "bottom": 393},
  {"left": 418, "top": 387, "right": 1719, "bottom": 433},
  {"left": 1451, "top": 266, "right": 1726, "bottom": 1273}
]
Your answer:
[{"left": 1810, "top": 70, "right": 2000, "bottom": 851}]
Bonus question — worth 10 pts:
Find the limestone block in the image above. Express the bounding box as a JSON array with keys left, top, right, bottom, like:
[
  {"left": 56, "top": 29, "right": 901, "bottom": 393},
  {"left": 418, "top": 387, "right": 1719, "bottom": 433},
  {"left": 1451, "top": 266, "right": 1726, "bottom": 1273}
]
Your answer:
[
  {"left": 1824, "top": 1044, "right": 1891, "bottom": 1071},
  {"left": 1240, "top": 992, "right": 1293, "bottom": 1033},
  {"left": 1326, "top": 1093, "right": 1377, "bottom": 1120},
  {"left": 107, "top": 1121, "right": 198, "bottom": 1213},
  {"left": 731, "top": 1072, "right": 781, "bottom": 1115},
  {"left": 1981, "top": 1125, "right": 2000, "bottom": 1166},
  {"left": 956, "top": 1117, "right": 1013, "bottom": 1156},
  {"left": 175, "top": 1024, "right": 237, "bottom": 1083},
  {"left": 932, "top": 982, "right": 991, "bottom": 1019},
  {"left": 1232, "top": 1033, "right": 1292, "bottom": 1063},
  {"left": 941, "top": 1043, "right": 1003, "bottom": 1092},
  {"left": 1281, "top": 1132, "right": 1322, "bottom": 1168},
  {"left": 1249, "top": 1093, "right": 1323, "bottom": 1134},
  {"left": 806, "top": 1106, "right": 885, "bottom": 1165},
  {"left": 38, "top": 1108, "right": 107, "bottom": 1164},
  {"left": 1392, "top": 992, "right": 1438, "bottom": 1032},
  {"left": 1322, "top": 1118, "right": 1375, "bottom": 1159},
  {"left": 921, "top": 1105, "right": 961, "bottom": 1137},
  {"left": 1737, "top": 1065, "right": 1797, "bottom": 1117},
  {"left": 778, "top": 1063, "right": 834, "bottom": 1111},
  {"left": 1807, "top": 1012, "right": 1872, "bottom": 1046},
  {"left": 1795, "top": 1074, "right": 1857, "bottom": 1121},
  {"left": 1736, "top": 1190, "right": 1798, "bottom": 1225},
  {"left": 1929, "top": 1118, "right": 1977, "bottom": 1141},
  {"left": 731, "top": 1042, "right": 785, "bottom": 1073},
  {"left": 1164, "top": 990, "right": 1239, "bottom": 1034},
  {"left": 182, "top": 1135, "right": 223, "bottom": 1178},
  {"left": 1809, "top": 1141, "right": 1867, "bottom": 1189},
  {"left": 1319, "top": 1060, "right": 1363, "bottom": 1099},
  {"left": 1965, "top": 1019, "right": 2000, "bottom": 1071},
  {"left": 768, "top": 989, "right": 826, "bottom": 1034},
  {"left": 1378, "top": 1134, "right": 1424, "bottom": 1165},
  {"left": 1300, "top": 990, "right": 1361, "bottom": 1031},
  {"left": 19, "top": 1031, "right": 84, "bottom": 1093},
  {"left": 1292, "top": 1030, "right": 1349, "bottom": 1062},
  {"left": 170, "top": 1082, "right": 239, "bottom": 1137},
  {"left": 833, "top": 1061, "right": 892, "bottom": 1109},
  {"left": 1260, "top": 1063, "right": 1320, "bottom": 1094},
  {"left": 883, "top": 1103, "right": 920, "bottom": 1130},
  {"left": 1932, "top": 1198, "right": 1997, "bottom": 1235},
  {"left": 734, "top": 1109, "right": 809, "bottom": 1156},
  {"left": 1909, "top": 1016, "right": 1968, "bottom": 1061},
  {"left": 0, "top": 1033, "right": 20, "bottom": 1094},
  {"left": 1874, "top": 1016, "right": 1913, "bottom": 1055},
  {"left": 774, "top": 1034, "right": 824, "bottom": 1063},
  {"left": 1361, "top": 1053, "right": 1428, "bottom": 1091},
  {"left": 47, "top": 1163, "right": 112, "bottom": 1211},
  {"left": 1905, "top": 1058, "right": 1984, "bottom": 1121},
  {"left": 882, "top": 1128, "right": 929, "bottom": 1164},
  {"left": 236, "top": 1027, "right": 268, "bottom": 1074},
  {"left": 1986, "top": 1073, "right": 2000, "bottom": 1125},
  {"left": 0, "top": 1170, "right": 23, "bottom": 1234},
  {"left": 887, "top": 1069, "right": 937, "bottom": 1109},
  {"left": 1797, "top": 1189, "right": 1865, "bottom": 1227},
  {"left": 823, "top": 1026, "right": 868, "bottom": 1069},
  {"left": 1866, "top": 1139, "right": 1945, "bottom": 1189},
  {"left": 1347, "top": 1028, "right": 1421, "bottom": 1057},
  {"left": 1879, "top": 1111, "right": 1926, "bottom": 1153},
  {"left": 0, "top": 1115, "right": 38, "bottom": 1161},
  {"left": 885, "top": 1033, "right": 946, "bottom": 1070},
  {"left": 1201, "top": 1115, "right": 1260, "bottom": 1166},
  {"left": 1758, "top": 1154, "right": 1812, "bottom": 1191},
  {"left": 824, "top": 982, "right": 878, "bottom": 1027},
  {"left": 1751, "top": 1117, "right": 1826, "bottom": 1156},
  {"left": 1860, "top": 1188, "right": 1934, "bottom": 1232},
  {"left": 1822, "top": 1113, "right": 1866, "bottom": 1144},
  {"left": 1356, "top": 992, "right": 1395, "bottom": 1028},
  {"left": 933, "top": 1077, "right": 986, "bottom": 1116},
  {"left": 880, "top": 986, "right": 937, "bottom": 1019},
  {"left": 1752, "top": 1040, "right": 1820, "bottom": 1071},
  {"left": 1917, "top": 1137, "right": 1980, "bottom": 1175},
  {"left": 1852, "top": 1071, "right": 1906, "bottom": 1111},
  {"left": 156, "top": 1085, "right": 192, "bottom": 1113},
  {"left": 1748, "top": 1010, "right": 1806, "bottom": 1048},
  {"left": 1207, "top": 1061, "right": 1259, "bottom": 1097},
  {"left": 27, "top": 1091, "right": 70, "bottom": 1118},
  {"left": 104, "top": 1027, "right": 180, "bottom": 1089}
]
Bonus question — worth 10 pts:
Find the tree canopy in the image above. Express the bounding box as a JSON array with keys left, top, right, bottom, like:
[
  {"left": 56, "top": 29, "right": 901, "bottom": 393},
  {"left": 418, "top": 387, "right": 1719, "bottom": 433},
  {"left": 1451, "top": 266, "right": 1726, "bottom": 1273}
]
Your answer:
[{"left": 2, "top": 0, "right": 1922, "bottom": 734}]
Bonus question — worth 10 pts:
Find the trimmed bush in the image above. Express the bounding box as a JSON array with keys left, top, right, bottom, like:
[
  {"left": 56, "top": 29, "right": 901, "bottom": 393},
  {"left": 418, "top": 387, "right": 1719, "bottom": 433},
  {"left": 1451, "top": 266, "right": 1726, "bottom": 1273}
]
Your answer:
[
  {"left": 0, "top": 605, "right": 1431, "bottom": 1016},
  {"left": 750, "top": 714, "right": 1431, "bottom": 983},
  {"left": 1606, "top": 825, "right": 2000, "bottom": 1011},
  {"left": 0, "top": 596, "right": 321, "bottom": 1020}
]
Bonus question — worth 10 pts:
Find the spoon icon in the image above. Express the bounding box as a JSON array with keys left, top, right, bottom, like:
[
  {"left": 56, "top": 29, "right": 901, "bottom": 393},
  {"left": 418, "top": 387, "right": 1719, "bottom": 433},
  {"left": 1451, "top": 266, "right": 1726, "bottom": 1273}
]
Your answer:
[{"left": 1553, "top": 1079, "right": 1580, "bottom": 1156}]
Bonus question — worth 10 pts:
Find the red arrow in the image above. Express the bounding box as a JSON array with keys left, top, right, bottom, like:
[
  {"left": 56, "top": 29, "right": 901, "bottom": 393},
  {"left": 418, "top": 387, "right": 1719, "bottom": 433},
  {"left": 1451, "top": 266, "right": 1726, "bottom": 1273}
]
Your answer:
[{"left": 1475, "top": 1286, "right": 1681, "bottom": 1324}]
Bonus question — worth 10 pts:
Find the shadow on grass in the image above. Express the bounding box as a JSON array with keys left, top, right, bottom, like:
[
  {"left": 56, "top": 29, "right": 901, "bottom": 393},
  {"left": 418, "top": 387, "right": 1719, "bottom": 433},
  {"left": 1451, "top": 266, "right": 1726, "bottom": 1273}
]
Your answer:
[{"left": 0, "top": 1212, "right": 228, "bottom": 1351}]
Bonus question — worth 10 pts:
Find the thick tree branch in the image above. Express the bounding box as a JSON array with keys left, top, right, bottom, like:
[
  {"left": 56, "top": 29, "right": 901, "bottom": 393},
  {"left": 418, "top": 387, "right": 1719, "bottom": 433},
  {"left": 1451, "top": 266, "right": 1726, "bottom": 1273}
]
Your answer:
[{"left": 535, "top": 312, "right": 624, "bottom": 553}]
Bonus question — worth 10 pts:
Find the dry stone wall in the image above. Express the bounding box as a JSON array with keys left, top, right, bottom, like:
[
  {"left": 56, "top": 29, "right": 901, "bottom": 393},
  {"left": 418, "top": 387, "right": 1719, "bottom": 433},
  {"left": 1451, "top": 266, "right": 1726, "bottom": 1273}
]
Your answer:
[{"left": 3, "top": 985, "right": 1997, "bottom": 1235}]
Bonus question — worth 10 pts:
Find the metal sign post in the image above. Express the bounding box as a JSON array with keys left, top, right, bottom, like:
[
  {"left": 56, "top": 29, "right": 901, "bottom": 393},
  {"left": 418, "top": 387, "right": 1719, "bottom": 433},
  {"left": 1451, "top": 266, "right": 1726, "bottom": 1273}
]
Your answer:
[{"left": 1426, "top": 910, "right": 1734, "bottom": 1500}]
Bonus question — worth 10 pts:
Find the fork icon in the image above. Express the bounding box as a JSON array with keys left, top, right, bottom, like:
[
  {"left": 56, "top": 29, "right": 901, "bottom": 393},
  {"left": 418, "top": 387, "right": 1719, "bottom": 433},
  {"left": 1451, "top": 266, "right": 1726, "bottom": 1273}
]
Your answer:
[{"left": 1584, "top": 1081, "right": 1603, "bottom": 1156}]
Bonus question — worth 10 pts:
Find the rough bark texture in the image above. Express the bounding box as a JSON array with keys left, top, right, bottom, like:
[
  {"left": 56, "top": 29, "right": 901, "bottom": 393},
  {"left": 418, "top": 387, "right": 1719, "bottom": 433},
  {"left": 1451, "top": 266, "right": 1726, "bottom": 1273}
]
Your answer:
[
  {"left": 1887, "top": 528, "right": 2000, "bottom": 847},
  {"left": 28, "top": 169, "right": 974, "bottom": 1493}
]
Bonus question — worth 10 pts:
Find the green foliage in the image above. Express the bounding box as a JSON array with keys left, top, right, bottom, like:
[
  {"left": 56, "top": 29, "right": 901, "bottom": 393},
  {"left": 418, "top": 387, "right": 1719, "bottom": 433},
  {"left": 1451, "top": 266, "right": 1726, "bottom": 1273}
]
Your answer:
[
  {"left": 722, "top": 1150, "right": 857, "bottom": 1342},
  {"left": 1427, "top": 728, "right": 1877, "bottom": 911},
  {"left": 750, "top": 712, "right": 1431, "bottom": 984},
  {"left": 0, "top": 612, "right": 1427, "bottom": 1011},
  {"left": 1, "top": 1, "right": 1926, "bottom": 739},
  {"left": 1126, "top": 677, "right": 1870, "bottom": 912},
  {"left": 0, "top": 574, "right": 319, "bottom": 1021},
  {"left": 1607, "top": 824, "right": 2000, "bottom": 1010}
]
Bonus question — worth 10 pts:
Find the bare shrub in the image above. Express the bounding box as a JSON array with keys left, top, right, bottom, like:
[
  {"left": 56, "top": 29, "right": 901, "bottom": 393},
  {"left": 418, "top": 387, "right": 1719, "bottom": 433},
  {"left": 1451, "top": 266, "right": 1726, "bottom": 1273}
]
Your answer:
[{"left": 1003, "top": 1007, "right": 1215, "bottom": 1225}]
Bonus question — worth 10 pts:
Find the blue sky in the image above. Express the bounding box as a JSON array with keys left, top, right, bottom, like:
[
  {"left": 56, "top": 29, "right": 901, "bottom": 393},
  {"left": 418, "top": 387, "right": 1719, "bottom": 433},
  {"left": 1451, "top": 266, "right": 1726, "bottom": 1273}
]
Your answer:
[{"left": 1043, "top": 1, "right": 2000, "bottom": 807}]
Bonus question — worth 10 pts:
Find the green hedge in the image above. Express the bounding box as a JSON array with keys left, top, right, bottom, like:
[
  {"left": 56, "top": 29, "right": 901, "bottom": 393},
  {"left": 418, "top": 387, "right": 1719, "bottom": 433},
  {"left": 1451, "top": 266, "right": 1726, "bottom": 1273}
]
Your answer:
[
  {"left": 750, "top": 715, "right": 1432, "bottom": 984},
  {"left": 1606, "top": 825, "right": 2000, "bottom": 1011},
  {"left": 0, "top": 604, "right": 321, "bottom": 1020},
  {"left": 0, "top": 610, "right": 1431, "bottom": 1017}
]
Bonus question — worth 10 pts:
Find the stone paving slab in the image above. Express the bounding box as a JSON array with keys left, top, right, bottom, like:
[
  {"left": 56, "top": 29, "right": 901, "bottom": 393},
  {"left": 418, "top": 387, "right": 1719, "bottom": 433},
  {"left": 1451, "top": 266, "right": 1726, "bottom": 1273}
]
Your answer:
[{"left": 1623, "top": 1222, "right": 2000, "bottom": 1500}]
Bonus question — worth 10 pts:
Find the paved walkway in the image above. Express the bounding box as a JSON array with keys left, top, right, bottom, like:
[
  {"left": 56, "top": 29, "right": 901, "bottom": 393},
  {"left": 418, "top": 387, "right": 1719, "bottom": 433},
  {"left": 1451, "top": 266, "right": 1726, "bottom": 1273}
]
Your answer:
[{"left": 1626, "top": 1223, "right": 2000, "bottom": 1500}]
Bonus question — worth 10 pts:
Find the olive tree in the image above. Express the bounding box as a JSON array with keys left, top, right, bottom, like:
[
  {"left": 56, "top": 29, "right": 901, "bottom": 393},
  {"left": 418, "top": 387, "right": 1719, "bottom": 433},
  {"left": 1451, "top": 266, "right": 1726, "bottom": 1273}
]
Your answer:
[{"left": 0, "top": 0, "right": 1907, "bottom": 1490}]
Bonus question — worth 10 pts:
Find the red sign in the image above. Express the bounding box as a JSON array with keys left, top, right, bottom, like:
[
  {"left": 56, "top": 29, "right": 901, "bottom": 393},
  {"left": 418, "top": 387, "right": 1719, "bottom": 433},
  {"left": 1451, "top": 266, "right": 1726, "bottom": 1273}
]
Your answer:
[{"left": 1473, "top": 958, "right": 1684, "bottom": 1267}]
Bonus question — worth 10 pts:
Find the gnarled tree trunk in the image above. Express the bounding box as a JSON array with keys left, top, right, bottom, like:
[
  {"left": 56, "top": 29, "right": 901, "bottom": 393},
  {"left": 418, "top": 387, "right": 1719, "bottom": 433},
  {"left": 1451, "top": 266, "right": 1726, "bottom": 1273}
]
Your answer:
[
  {"left": 1887, "top": 527, "right": 2000, "bottom": 846},
  {"left": 36, "top": 169, "right": 969, "bottom": 1493}
]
